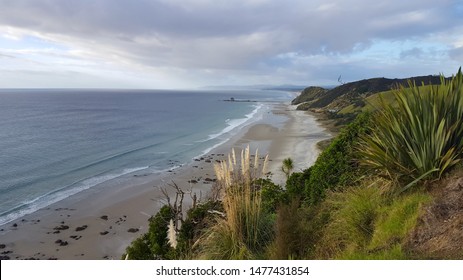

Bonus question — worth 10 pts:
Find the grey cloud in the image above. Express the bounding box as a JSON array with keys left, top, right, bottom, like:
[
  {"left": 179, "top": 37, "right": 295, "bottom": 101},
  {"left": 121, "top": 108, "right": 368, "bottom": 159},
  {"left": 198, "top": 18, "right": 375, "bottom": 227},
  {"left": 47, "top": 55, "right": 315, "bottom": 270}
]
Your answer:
[
  {"left": 0, "top": 69, "right": 130, "bottom": 88},
  {"left": 0, "top": 53, "right": 17, "bottom": 59},
  {"left": 400, "top": 47, "right": 424, "bottom": 59},
  {"left": 0, "top": 0, "right": 461, "bottom": 87},
  {"left": 449, "top": 47, "right": 463, "bottom": 61}
]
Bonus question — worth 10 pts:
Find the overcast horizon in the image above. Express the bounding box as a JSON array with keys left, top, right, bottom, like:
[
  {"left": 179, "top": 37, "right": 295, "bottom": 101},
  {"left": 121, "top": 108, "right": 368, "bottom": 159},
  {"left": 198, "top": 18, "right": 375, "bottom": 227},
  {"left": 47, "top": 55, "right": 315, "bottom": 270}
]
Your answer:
[{"left": 1, "top": 0, "right": 462, "bottom": 89}]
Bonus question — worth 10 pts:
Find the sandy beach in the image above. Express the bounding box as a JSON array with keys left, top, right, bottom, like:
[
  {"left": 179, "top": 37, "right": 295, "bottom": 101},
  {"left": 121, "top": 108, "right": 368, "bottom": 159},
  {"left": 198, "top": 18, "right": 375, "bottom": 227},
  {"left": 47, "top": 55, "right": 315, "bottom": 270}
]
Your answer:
[{"left": 0, "top": 102, "right": 330, "bottom": 260}]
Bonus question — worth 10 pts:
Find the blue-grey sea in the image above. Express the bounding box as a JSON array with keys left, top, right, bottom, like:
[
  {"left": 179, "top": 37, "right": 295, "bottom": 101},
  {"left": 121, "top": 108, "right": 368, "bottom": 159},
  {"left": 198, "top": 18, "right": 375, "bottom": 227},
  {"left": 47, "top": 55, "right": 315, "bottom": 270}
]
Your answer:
[{"left": 0, "top": 89, "right": 292, "bottom": 225}]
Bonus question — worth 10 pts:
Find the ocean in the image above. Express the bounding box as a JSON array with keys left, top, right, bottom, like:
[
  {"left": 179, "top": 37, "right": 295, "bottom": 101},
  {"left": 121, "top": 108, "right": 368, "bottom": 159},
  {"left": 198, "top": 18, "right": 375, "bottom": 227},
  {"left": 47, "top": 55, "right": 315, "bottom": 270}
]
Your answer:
[{"left": 0, "top": 88, "right": 292, "bottom": 226}]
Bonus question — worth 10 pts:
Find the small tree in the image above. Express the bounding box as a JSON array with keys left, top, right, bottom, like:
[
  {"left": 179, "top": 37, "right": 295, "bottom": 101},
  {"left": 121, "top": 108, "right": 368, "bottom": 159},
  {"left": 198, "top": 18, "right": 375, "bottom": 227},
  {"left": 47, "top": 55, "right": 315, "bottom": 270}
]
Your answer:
[{"left": 281, "top": 158, "right": 294, "bottom": 180}]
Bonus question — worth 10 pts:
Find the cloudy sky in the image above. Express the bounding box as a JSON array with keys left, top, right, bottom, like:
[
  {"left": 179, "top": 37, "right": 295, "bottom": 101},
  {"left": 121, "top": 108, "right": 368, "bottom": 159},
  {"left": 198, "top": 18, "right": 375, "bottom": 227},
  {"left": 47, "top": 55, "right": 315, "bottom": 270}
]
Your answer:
[{"left": 0, "top": 0, "right": 462, "bottom": 89}]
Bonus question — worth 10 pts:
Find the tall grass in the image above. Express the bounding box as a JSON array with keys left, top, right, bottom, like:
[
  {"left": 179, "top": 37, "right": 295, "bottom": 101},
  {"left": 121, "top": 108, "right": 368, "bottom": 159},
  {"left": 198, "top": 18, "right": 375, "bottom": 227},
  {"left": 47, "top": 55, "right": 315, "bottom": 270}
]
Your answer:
[
  {"left": 268, "top": 199, "right": 323, "bottom": 259},
  {"left": 314, "top": 178, "right": 430, "bottom": 259},
  {"left": 315, "top": 181, "right": 386, "bottom": 258},
  {"left": 359, "top": 68, "right": 463, "bottom": 189},
  {"left": 196, "top": 147, "right": 273, "bottom": 259}
]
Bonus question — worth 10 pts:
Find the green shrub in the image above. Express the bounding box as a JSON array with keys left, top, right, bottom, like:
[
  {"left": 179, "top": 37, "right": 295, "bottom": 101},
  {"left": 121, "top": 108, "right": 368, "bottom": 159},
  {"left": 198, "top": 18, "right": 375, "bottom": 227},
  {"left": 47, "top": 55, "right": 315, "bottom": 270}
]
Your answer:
[
  {"left": 258, "top": 178, "right": 287, "bottom": 213},
  {"left": 147, "top": 205, "right": 175, "bottom": 258},
  {"left": 359, "top": 68, "right": 463, "bottom": 189},
  {"left": 176, "top": 200, "right": 223, "bottom": 257},
  {"left": 305, "top": 112, "right": 370, "bottom": 204},
  {"left": 285, "top": 168, "right": 311, "bottom": 199},
  {"left": 124, "top": 205, "right": 174, "bottom": 259},
  {"left": 123, "top": 233, "right": 152, "bottom": 260}
]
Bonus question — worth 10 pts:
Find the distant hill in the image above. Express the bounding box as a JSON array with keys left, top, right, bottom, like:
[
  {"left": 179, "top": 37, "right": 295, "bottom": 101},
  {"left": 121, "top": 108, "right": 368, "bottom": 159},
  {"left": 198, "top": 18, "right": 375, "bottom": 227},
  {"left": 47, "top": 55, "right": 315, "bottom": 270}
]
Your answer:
[
  {"left": 263, "top": 85, "right": 307, "bottom": 91},
  {"left": 293, "top": 75, "right": 445, "bottom": 112},
  {"left": 291, "top": 86, "right": 328, "bottom": 106}
]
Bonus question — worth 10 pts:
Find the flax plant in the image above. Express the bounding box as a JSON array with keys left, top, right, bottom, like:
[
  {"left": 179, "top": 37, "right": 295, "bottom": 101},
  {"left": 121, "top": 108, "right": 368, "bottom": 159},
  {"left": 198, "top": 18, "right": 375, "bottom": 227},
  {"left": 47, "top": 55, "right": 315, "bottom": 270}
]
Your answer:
[
  {"left": 359, "top": 68, "right": 463, "bottom": 190},
  {"left": 198, "top": 146, "right": 272, "bottom": 259}
]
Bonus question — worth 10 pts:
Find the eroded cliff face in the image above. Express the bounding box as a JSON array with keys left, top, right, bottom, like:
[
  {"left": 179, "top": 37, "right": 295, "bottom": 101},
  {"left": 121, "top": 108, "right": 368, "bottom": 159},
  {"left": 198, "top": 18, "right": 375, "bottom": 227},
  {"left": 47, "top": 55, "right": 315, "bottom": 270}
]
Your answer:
[{"left": 406, "top": 173, "right": 463, "bottom": 259}]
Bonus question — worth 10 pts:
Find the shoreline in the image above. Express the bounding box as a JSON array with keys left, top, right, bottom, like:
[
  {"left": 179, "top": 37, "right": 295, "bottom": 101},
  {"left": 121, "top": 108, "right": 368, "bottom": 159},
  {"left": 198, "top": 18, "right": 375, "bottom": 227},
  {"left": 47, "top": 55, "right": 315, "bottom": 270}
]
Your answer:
[{"left": 0, "top": 102, "right": 330, "bottom": 260}]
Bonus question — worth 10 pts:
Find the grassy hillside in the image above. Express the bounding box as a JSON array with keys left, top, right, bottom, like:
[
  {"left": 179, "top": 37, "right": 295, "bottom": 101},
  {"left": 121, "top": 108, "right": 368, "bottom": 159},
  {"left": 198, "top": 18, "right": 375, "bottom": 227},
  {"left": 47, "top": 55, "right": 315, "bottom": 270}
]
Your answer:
[
  {"left": 338, "top": 84, "right": 435, "bottom": 115},
  {"left": 292, "top": 75, "right": 444, "bottom": 109},
  {"left": 293, "top": 75, "right": 448, "bottom": 129},
  {"left": 291, "top": 86, "right": 328, "bottom": 106}
]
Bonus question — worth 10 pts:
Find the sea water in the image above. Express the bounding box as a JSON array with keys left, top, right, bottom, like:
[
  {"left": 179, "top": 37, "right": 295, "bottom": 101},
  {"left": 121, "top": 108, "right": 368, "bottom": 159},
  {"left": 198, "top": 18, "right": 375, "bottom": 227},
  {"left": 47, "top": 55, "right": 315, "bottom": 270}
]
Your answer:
[{"left": 0, "top": 88, "right": 291, "bottom": 225}]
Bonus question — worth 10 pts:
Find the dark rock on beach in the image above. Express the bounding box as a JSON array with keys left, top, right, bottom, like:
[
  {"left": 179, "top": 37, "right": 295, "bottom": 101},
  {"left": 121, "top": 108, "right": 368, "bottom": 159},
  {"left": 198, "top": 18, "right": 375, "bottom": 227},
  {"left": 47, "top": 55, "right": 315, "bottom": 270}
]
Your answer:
[
  {"left": 53, "top": 225, "right": 69, "bottom": 231},
  {"left": 127, "top": 228, "right": 139, "bottom": 233},
  {"left": 100, "top": 215, "right": 109, "bottom": 221},
  {"left": 75, "top": 225, "right": 88, "bottom": 231},
  {"left": 55, "top": 239, "right": 68, "bottom": 246}
]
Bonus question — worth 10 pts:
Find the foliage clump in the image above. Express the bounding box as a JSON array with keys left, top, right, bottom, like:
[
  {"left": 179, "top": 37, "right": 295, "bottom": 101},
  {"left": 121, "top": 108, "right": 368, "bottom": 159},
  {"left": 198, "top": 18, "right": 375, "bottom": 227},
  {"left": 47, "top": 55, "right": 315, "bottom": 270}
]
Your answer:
[
  {"left": 124, "top": 205, "right": 174, "bottom": 260},
  {"left": 359, "top": 68, "right": 463, "bottom": 189},
  {"left": 195, "top": 147, "right": 274, "bottom": 259},
  {"left": 313, "top": 180, "right": 430, "bottom": 260}
]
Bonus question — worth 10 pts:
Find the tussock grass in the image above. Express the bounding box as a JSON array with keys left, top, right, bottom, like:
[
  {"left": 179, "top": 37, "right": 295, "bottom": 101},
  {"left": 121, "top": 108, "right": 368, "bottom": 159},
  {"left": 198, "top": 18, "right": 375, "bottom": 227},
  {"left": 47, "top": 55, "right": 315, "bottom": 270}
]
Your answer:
[
  {"left": 359, "top": 69, "right": 463, "bottom": 189},
  {"left": 315, "top": 180, "right": 386, "bottom": 258},
  {"left": 195, "top": 147, "right": 273, "bottom": 259},
  {"left": 313, "top": 178, "right": 430, "bottom": 259},
  {"left": 369, "top": 192, "right": 430, "bottom": 251}
]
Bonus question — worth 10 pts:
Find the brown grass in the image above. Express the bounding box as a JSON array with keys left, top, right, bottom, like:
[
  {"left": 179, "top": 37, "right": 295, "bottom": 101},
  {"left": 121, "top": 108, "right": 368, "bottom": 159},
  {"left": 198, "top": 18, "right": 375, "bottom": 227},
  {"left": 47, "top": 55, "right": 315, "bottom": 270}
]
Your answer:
[{"left": 196, "top": 146, "right": 272, "bottom": 259}]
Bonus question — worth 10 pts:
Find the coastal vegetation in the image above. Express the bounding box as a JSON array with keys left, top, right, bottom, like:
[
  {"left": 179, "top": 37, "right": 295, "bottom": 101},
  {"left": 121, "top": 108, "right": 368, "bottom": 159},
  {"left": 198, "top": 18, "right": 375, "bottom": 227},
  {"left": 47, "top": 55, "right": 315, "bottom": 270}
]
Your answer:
[
  {"left": 359, "top": 69, "right": 463, "bottom": 188},
  {"left": 281, "top": 158, "right": 294, "bottom": 180},
  {"left": 194, "top": 147, "right": 273, "bottom": 259},
  {"left": 125, "top": 69, "right": 463, "bottom": 260},
  {"left": 292, "top": 73, "right": 450, "bottom": 128}
]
